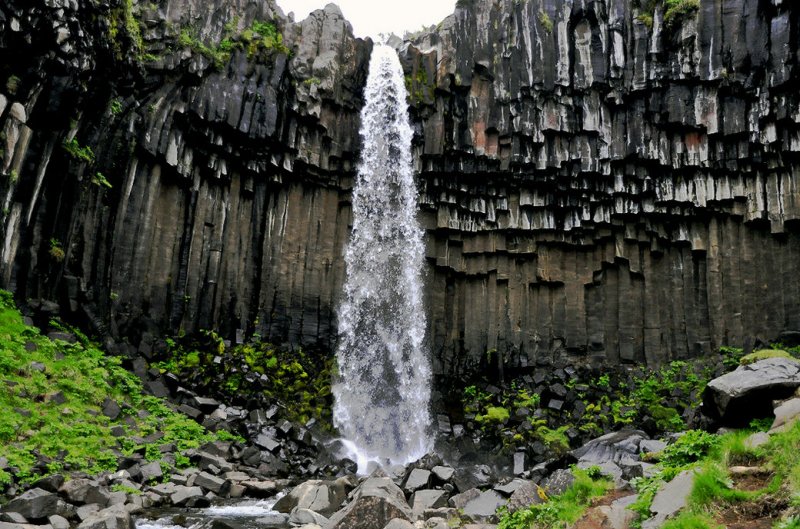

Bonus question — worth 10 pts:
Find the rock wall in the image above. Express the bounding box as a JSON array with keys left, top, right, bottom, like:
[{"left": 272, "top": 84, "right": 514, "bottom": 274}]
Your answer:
[{"left": 1, "top": 0, "right": 799, "bottom": 375}]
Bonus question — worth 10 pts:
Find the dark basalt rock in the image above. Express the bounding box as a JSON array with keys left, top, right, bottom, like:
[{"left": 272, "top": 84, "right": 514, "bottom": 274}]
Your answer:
[{"left": 0, "top": 0, "right": 799, "bottom": 377}]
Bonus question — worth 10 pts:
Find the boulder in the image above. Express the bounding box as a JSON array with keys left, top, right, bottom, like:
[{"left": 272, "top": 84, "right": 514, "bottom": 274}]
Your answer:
[
  {"left": 506, "top": 480, "right": 545, "bottom": 512},
  {"left": 431, "top": 466, "right": 455, "bottom": 483},
  {"left": 410, "top": 489, "right": 449, "bottom": 517},
  {"left": 541, "top": 469, "right": 575, "bottom": 496},
  {"left": 77, "top": 505, "right": 133, "bottom": 529},
  {"left": 704, "top": 358, "right": 800, "bottom": 425},
  {"left": 382, "top": 519, "right": 415, "bottom": 529},
  {"left": 1, "top": 513, "right": 29, "bottom": 524},
  {"left": 4, "top": 488, "right": 60, "bottom": 520},
  {"left": 743, "top": 432, "right": 770, "bottom": 450},
  {"left": 194, "top": 472, "right": 229, "bottom": 495},
  {"left": 572, "top": 430, "right": 648, "bottom": 466},
  {"left": 403, "top": 469, "right": 431, "bottom": 493},
  {"left": 459, "top": 490, "right": 504, "bottom": 522},
  {"left": 48, "top": 515, "right": 70, "bottom": 529},
  {"left": 240, "top": 480, "right": 278, "bottom": 497},
  {"left": 170, "top": 486, "right": 206, "bottom": 507},
  {"left": 453, "top": 465, "right": 493, "bottom": 492},
  {"left": 573, "top": 494, "right": 637, "bottom": 529},
  {"left": 273, "top": 479, "right": 348, "bottom": 517},
  {"left": 32, "top": 475, "right": 64, "bottom": 493},
  {"left": 139, "top": 462, "right": 163, "bottom": 483},
  {"left": 59, "top": 479, "right": 95, "bottom": 503},
  {"left": 288, "top": 508, "right": 328, "bottom": 526},
  {"left": 325, "top": 477, "right": 413, "bottom": 529},
  {"left": 770, "top": 397, "right": 800, "bottom": 433},
  {"left": 76, "top": 505, "right": 101, "bottom": 521},
  {"left": 641, "top": 470, "right": 695, "bottom": 529},
  {"left": 0, "top": 523, "right": 52, "bottom": 529}
]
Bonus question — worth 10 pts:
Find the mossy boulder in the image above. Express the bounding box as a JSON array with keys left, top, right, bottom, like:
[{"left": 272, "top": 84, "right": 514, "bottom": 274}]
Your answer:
[{"left": 740, "top": 349, "right": 798, "bottom": 366}]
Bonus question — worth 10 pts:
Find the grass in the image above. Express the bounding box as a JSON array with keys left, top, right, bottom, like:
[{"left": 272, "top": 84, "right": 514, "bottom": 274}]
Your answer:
[
  {"left": 0, "top": 291, "right": 225, "bottom": 488},
  {"left": 629, "top": 424, "right": 800, "bottom": 528},
  {"left": 497, "top": 467, "right": 612, "bottom": 529}
]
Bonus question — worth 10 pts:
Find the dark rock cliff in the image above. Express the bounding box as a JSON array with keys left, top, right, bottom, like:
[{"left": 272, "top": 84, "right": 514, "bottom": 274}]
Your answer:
[{"left": 1, "top": 0, "right": 799, "bottom": 376}]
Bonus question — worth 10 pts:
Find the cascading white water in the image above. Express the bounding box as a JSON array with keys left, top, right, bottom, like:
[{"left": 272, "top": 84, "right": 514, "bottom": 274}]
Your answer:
[{"left": 332, "top": 44, "right": 432, "bottom": 472}]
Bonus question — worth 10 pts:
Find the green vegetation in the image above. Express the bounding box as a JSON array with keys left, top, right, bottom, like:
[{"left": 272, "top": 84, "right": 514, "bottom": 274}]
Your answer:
[
  {"left": 109, "top": 0, "right": 145, "bottom": 61},
  {"left": 48, "top": 238, "right": 65, "bottom": 262},
  {"left": 497, "top": 467, "right": 612, "bottom": 529},
  {"left": 404, "top": 61, "right": 435, "bottom": 106},
  {"left": 0, "top": 291, "right": 227, "bottom": 488},
  {"left": 537, "top": 11, "right": 553, "bottom": 34},
  {"left": 303, "top": 77, "right": 322, "bottom": 87},
  {"left": 634, "top": 0, "right": 699, "bottom": 30},
  {"left": 177, "top": 19, "right": 289, "bottom": 69},
  {"left": 63, "top": 138, "right": 95, "bottom": 164},
  {"left": 741, "top": 349, "right": 798, "bottom": 365},
  {"left": 110, "top": 99, "right": 123, "bottom": 115},
  {"left": 476, "top": 406, "right": 510, "bottom": 424},
  {"left": 152, "top": 331, "right": 333, "bottom": 427},
  {"left": 629, "top": 423, "right": 800, "bottom": 529},
  {"left": 6, "top": 75, "right": 20, "bottom": 95},
  {"left": 663, "top": 0, "right": 700, "bottom": 27},
  {"left": 92, "top": 172, "right": 113, "bottom": 189}
]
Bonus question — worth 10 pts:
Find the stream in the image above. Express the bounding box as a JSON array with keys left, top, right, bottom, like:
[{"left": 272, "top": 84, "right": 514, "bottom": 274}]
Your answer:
[{"left": 135, "top": 494, "right": 290, "bottom": 529}]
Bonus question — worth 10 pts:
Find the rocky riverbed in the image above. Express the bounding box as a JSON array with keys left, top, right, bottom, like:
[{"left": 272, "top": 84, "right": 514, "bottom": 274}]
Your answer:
[{"left": 3, "top": 334, "right": 799, "bottom": 529}]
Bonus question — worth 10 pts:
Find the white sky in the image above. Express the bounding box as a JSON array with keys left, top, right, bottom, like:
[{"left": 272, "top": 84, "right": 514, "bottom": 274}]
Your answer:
[{"left": 276, "top": 0, "right": 456, "bottom": 39}]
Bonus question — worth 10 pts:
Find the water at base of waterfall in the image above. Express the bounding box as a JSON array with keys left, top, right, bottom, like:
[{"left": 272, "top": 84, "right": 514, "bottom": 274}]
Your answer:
[{"left": 332, "top": 44, "right": 432, "bottom": 473}]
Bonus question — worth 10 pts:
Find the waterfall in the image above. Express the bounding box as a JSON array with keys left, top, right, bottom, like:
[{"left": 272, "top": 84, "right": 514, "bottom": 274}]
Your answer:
[{"left": 332, "top": 44, "right": 432, "bottom": 472}]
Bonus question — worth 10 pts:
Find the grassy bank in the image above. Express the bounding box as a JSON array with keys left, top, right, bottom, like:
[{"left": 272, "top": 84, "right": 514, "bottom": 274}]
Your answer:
[{"left": 0, "top": 291, "right": 231, "bottom": 491}]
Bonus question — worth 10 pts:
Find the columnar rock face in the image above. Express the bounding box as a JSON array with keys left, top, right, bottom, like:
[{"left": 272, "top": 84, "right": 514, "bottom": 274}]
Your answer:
[{"left": 1, "top": 0, "right": 799, "bottom": 375}]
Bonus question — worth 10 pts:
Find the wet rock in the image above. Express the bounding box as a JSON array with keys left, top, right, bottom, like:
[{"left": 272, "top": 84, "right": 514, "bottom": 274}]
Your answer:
[
  {"left": 240, "top": 480, "right": 278, "bottom": 498},
  {"left": 326, "top": 477, "right": 413, "bottom": 529},
  {"left": 273, "top": 479, "right": 347, "bottom": 517}
]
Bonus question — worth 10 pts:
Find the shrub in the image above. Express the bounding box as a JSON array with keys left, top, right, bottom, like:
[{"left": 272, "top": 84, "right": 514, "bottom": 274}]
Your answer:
[
  {"left": 538, "top": 11, "right": 553, "bottom": 34},
  {"left": 663, "top": 0, "right": 700, "bottom": 27},
  {"left": 660, "top": 430, "right": 721, "bottom": 467},
  {"left": 497, "top": 467, "right": 611, "bottom": 529},
  {"left": 49, "top": 238, "right": 65, "bottom": 262},
  {"left": 63, "top": 138, "right": 95, "bottom": 163}
]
